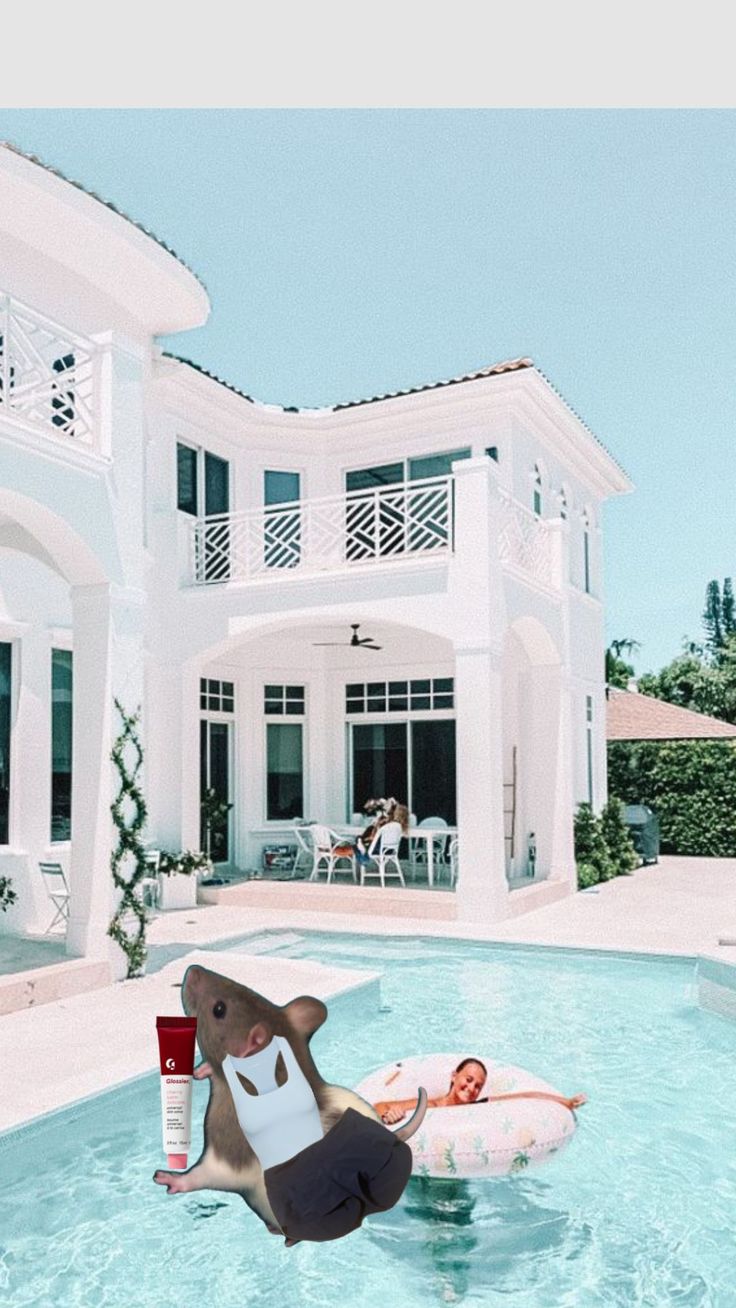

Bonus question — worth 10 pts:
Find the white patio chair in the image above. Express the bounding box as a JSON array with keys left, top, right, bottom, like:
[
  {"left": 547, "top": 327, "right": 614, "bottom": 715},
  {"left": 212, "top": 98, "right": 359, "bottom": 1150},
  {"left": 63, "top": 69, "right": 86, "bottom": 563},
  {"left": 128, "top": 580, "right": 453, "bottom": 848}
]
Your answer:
[
  {"left": 308, "top": 824, "right": 357, "bottom": 884},
  {"left": 411, "top": 816, "right": 449, "bottom": 868},
  {"left": 139, "top": 849, "right": 161, "bottom": 910},
  {"left": 39, "top": 861, "right": 70, "bottom": 933},
  {"left": 448, "top": 837, "right": 459, "bottom": 889},
  {"left": 292, "top": 825, "right": 315, "bottom": 876},
  {"left": 360, "top": 820, "right": 405, "bottom": 888}
]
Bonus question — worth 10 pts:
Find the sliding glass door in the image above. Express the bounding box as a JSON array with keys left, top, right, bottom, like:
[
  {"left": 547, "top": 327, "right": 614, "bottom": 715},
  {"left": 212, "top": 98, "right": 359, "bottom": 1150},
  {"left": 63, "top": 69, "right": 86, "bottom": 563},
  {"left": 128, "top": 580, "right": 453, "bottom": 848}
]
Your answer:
[
  {"left": 350, "top": 719, "right": 456, "bottom": 823},
  {"left": 0, "top": 643, "right": 10, "bottom": 845},
  {"left": 200, "top": 719, "right": 231, "bottom": 863},
  {"left": 410, "top": 719, "right": 456, "bottom": 823},
  {"left": 51, "top": 649, "right": 73, "bottom": 842}
]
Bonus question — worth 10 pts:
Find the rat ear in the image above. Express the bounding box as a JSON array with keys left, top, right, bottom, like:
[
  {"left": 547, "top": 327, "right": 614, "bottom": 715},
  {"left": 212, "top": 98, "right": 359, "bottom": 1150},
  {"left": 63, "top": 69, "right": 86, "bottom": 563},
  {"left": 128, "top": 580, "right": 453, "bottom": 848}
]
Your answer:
[{"left": 283, "top": 995, "right": 328, "bottom": 1039}]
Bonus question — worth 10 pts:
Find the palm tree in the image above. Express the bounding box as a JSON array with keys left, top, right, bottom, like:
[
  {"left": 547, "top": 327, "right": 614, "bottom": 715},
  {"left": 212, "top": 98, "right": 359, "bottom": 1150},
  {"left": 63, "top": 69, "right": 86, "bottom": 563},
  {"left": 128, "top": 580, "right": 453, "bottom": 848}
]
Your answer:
[{"left": 605, "top": 638, "right": 642, "bottom": 693}]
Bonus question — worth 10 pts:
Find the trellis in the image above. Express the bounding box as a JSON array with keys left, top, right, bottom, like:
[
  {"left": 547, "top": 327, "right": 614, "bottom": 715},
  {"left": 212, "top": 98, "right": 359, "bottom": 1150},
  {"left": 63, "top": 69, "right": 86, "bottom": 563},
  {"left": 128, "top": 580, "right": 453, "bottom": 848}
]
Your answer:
[{"left": 107, "top": 699, "right": 149, "bottom": 978}]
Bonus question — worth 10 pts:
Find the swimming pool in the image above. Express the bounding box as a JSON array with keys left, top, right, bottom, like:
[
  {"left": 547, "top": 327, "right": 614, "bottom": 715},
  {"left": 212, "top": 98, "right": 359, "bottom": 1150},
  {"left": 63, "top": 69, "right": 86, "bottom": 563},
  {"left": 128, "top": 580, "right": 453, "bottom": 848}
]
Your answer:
[{"left": 2, "top": 932, "right": 734, "bottom": 1307}]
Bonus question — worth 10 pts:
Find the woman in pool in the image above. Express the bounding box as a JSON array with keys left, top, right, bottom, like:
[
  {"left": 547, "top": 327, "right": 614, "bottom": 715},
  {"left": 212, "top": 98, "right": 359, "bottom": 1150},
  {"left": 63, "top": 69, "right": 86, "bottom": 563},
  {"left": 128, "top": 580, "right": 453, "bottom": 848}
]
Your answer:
[
  {"left": 374, "top": 1058, "right": 586, "bottom": 1124},
  {"left": 375, "top": 1058, "right": 488, "bottom": 1124}
]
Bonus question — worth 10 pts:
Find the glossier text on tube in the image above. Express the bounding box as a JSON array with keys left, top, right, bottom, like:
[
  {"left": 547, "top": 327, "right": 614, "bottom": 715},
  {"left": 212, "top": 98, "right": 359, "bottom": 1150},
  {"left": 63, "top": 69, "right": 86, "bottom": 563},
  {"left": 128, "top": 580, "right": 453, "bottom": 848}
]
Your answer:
[{"left": 156, "top": 1016, "right": 197, "bottom": 1169}]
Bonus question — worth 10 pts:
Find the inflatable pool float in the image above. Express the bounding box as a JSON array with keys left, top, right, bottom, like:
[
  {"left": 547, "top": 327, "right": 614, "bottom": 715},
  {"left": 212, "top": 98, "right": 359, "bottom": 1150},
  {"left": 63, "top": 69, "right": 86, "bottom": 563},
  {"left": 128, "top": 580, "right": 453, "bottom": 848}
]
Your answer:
[{"left": 356, "top": 1054, "right": 580, "bottom": 1178}]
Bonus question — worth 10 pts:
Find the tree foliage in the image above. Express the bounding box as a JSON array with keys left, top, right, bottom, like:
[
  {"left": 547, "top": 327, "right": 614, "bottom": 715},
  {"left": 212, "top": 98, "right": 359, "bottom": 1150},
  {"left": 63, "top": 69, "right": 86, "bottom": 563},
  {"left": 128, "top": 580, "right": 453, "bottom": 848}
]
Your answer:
[
  {"left": 573, "top": 801, "right": 617, "bottom": 886},
  {"left": 607, "top": 738, "right": 736, "bottom": 856}
]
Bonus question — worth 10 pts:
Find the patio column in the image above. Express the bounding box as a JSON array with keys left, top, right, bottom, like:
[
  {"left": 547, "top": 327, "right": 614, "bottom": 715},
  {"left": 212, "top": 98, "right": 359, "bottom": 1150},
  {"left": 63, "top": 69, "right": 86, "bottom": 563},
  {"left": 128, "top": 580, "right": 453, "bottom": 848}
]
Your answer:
[
  {"left": 145, "top": 659, "right": 199, "bottom": 852},
  {"left": 66, "top": 581, "right": 145, "bottom": 961},
  {"left": 522, "top": 662, "right": 575, "bottom": 886},
  {"left": 14, "top": 625, "right": 54, "bottom": 932},
  {"left": 545, "top": 519, "right": 576, "bottom": 889},
  {"left": 180, "top": 661, "right": 202, "bottom": 852},
  {"left": 454, "top": 643, "right": 509, "bottom": 922},
  {"left": 450, "top": 455, "right": 509, "bottom": 922},
  {"left": 552, "top": 672, "right": 577, "bottom": 888}
]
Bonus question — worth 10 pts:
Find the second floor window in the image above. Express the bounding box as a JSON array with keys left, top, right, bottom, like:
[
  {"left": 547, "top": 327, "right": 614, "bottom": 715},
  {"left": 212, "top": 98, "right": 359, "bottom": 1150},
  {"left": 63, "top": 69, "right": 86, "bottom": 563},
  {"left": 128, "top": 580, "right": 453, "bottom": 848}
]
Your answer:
[{"left": 177, "top": 443, "right": 230, "bottom": 518}]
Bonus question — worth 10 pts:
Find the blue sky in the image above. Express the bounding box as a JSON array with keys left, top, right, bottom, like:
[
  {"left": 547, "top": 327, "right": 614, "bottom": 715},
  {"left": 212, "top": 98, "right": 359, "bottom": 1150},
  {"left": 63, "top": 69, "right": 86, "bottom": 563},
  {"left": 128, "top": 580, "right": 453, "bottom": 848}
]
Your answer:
[{"left": 1, "top": 109, "right": 733, "bottom": 676}]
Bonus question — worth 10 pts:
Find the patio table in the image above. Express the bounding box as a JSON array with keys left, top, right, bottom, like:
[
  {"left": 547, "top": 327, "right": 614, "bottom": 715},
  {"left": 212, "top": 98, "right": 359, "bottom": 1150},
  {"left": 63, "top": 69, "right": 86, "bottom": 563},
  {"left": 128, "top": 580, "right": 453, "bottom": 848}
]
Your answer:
[{"left": 336, "top": 825, "right": 458, "bottom": 889}]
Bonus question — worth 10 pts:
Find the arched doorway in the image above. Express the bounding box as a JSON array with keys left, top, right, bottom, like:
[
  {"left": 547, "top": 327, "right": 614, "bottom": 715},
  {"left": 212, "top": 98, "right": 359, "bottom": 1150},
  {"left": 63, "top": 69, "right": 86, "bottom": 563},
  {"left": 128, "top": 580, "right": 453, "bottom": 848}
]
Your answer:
[{"left": 0, "top": 487, "right": 128, "bottom": 958}]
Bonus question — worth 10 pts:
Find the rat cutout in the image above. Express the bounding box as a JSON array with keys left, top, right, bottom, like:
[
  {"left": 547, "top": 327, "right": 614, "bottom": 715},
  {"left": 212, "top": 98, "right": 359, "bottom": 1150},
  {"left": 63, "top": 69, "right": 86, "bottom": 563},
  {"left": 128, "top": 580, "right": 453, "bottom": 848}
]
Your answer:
[{"left": 153, "top": 964, "right": 427, "bottom": 1246}]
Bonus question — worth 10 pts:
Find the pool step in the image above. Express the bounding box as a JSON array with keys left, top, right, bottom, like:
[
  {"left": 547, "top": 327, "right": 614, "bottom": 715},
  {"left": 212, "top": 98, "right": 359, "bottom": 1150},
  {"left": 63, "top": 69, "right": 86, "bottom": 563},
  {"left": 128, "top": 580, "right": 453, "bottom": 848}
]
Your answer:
[
  {"left": 198, "top": 879, "right": 457, "bottom": 921},
  {"left": 219, "top": 931, "right": 305, "bottom": 955},
  {"left": 0, "top": 957, "right": 111, "bottom": 1016}
]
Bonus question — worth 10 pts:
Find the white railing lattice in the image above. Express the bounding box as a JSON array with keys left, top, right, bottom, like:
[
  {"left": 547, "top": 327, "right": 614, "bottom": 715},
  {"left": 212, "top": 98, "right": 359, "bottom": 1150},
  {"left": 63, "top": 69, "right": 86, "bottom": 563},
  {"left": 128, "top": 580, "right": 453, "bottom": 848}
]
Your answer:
[
  {"left": 0, "top": 292, "right": 99, "bottom": 448},
  {"left": 190, "top": 476, "right": 454, "bottom": 584},
  {"left": 498, "top": 489, "right": 553, "bottom": 588}
]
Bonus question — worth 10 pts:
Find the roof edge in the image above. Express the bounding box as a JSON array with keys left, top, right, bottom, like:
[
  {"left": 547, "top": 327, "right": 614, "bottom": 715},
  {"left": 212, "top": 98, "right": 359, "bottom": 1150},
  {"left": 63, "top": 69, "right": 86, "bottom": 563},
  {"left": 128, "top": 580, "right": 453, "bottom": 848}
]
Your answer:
[{"left": 0, "top": 140, "right": 208, "bottom": 299}]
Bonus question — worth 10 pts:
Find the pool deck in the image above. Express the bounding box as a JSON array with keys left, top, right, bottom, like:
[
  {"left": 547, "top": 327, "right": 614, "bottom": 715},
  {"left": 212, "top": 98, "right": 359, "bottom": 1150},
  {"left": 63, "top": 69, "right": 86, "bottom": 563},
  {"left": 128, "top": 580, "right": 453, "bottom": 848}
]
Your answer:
[{"left": 2, "top": 855, "right": 735, "bottom": 1134}]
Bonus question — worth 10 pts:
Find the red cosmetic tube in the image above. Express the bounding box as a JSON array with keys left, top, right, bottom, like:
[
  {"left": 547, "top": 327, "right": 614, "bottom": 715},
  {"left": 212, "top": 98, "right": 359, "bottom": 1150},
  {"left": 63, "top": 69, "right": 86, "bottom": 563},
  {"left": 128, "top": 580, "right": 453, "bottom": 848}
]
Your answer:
[{"left": 156, "top": 1016, "right": 197, "bottom": 1169}]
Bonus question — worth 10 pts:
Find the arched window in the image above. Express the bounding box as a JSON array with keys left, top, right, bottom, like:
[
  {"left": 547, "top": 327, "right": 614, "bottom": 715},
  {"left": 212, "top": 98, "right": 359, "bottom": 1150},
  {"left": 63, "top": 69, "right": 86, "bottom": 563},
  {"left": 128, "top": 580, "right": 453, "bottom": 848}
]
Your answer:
[{"left": 532, "top": 463, "right": 542, "bottom": 517}]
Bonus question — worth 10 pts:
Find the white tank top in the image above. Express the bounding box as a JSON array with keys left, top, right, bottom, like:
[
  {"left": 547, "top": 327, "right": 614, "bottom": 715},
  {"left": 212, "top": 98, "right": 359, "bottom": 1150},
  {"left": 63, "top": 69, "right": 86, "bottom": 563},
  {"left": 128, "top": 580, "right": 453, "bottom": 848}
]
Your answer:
[{"left": 222, "top": 1035, "right": 324, "bottom": 1170}]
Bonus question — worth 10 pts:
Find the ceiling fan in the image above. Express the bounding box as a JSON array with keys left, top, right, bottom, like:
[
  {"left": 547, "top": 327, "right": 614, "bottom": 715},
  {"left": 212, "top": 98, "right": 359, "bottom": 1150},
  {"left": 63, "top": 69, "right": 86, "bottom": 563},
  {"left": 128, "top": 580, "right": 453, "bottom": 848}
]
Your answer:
[{"left": 313, "top": 623, "right": 382, "bottom": 651}]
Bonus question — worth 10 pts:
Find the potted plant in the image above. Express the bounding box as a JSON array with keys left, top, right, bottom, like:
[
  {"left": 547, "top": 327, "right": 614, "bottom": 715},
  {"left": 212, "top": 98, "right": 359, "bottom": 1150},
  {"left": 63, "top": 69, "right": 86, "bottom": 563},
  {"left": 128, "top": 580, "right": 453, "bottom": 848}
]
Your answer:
[{"left": 157, "top": 850, "right": 213, "bottom": 911}]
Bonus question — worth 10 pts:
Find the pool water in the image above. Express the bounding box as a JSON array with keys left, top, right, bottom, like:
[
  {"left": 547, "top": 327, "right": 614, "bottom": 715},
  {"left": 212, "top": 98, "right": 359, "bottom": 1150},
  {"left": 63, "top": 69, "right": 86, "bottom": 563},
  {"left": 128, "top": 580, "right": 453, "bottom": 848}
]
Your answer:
[{"left": 2, "top": 933, "right": 735, "bottom": 1308}]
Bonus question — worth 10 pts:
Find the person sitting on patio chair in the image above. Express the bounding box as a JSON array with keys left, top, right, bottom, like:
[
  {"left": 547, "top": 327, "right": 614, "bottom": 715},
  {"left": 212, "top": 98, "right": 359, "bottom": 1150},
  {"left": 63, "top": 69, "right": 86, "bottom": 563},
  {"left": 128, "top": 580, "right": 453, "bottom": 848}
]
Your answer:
[{"left": 355, "top": 798, "right": 409, "bottom": 866}]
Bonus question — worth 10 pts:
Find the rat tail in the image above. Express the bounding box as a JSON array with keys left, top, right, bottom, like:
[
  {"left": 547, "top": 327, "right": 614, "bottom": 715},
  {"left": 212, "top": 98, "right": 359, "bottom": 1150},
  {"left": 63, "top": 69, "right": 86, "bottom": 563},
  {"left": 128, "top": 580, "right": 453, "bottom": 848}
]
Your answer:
[{"left": 392, "top": 1086, "right": 428, "bottom": 1141}]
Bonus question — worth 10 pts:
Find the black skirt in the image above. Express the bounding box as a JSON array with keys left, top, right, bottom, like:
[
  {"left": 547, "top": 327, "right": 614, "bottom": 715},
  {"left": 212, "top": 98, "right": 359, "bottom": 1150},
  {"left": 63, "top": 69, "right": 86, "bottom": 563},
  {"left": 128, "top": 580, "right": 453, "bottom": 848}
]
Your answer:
[{"left": 263, "top": 1107, "right": 413, "bottom": 1243}]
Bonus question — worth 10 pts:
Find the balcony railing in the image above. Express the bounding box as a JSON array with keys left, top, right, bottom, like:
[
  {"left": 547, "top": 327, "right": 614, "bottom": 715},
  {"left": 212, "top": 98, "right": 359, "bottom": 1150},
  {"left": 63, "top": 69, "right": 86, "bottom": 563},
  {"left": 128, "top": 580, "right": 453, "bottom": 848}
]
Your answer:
[
  {"left": 498, "top": 489, "right": 553, "bottom": 589},
  {"left": 190, "top": 476, "right": 454, "bottom": 585},
  {"left": 0, "top": 292, "right": 99, "bottom": 449}
]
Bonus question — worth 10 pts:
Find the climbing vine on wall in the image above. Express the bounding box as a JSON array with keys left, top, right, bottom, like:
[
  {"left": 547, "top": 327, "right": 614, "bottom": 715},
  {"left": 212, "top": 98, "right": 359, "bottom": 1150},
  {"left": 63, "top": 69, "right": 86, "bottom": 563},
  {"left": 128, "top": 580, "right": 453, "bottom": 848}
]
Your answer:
[{"left": 107, "top": 698, "right": 149, "bottom": 978}]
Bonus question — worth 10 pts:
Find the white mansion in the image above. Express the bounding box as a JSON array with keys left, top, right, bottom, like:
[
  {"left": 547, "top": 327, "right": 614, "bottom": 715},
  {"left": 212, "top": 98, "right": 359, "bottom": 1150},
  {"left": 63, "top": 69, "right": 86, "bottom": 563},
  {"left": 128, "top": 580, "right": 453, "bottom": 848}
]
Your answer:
[{"left": 0, "top": 143, "right": 633, "bottom": 963}]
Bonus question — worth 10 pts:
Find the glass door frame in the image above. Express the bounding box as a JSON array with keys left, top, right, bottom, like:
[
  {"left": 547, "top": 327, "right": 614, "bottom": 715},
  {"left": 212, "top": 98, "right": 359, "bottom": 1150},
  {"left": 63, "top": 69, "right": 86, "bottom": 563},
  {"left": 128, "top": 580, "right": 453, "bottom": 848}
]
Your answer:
[
  {"left": 200, "top": 712, "right": 235, "bottom": 865},
  {"left": 346, "top": 710, "right": 457, "bottom": 823}
]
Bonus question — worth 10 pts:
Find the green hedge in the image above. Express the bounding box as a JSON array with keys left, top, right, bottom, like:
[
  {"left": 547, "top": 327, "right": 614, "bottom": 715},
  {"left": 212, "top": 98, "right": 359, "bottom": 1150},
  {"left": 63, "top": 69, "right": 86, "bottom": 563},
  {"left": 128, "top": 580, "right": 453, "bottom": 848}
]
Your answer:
[
  {"left": 607, "top": 739, "right": 736, "bottom": 857},
  {"left": 573, "top": 798, "right": 639, "bottom": 890}
]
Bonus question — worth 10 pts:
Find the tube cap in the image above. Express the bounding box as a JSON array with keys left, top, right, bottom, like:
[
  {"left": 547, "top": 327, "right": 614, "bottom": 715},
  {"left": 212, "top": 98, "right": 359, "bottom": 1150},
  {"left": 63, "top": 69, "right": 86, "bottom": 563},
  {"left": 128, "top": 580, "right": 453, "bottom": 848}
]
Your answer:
[{"left": 168, "top": 1154, "right": 188, "bottom": 1169}]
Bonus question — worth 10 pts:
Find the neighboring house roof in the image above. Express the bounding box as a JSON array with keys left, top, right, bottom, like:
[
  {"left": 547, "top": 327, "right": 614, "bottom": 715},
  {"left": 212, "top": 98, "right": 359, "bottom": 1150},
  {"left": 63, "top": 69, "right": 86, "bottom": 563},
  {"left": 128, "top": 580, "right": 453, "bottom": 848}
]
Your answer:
[
  {"left": 606, "top": 687, "right": 736, "bottom": 741},
  {"left": 0, "top": 140, "right": 207, "bottom": 295}
]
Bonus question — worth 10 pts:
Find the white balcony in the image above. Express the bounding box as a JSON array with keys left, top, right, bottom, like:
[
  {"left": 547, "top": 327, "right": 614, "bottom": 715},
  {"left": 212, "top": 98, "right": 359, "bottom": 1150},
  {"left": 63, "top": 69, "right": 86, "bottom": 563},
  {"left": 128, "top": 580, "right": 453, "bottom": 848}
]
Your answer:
[
  {"left": 186, "top": 475, "right": 559, "bottom": 594},
  {"left": 498, "top": 489, "right": 554, "bottom": 590},
  {"left": 189, "top": 475, "right": 455, "bottom": 585},
  {"left": 0, "top": 292, "right": 102, "bottom": 452}
]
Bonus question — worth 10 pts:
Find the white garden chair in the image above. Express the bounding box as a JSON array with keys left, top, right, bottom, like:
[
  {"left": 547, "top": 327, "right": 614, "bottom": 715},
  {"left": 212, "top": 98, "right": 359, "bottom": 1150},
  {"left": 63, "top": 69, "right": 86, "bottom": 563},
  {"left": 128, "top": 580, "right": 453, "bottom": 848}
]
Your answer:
[
  {"left": 139, "top": 849, "right": 161, "bottom": 909},
  {"left": 411, "top": 816, "right": 449, "bottom": 869},
  {"left": 448, "top": 837, "right": 459, "bottom": 889},
  {"left": 308, "top": 824, "right": 357, "bottom": 884},
  {"left": 292, "top": 825, "right": 315, "bottom": 876},
  {"left": 360, "top": 821, "right": 405, "bottom": 888},
  {"left": 39, "top": 861, "right": 70, "bottom": 934}
]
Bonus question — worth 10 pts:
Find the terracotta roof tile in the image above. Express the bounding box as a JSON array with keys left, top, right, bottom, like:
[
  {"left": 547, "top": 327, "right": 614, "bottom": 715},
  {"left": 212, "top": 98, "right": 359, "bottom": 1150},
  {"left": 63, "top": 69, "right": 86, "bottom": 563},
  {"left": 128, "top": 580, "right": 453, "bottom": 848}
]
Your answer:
[{"left": 606, "top": 688, "right": 736, "bottom": 741}]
